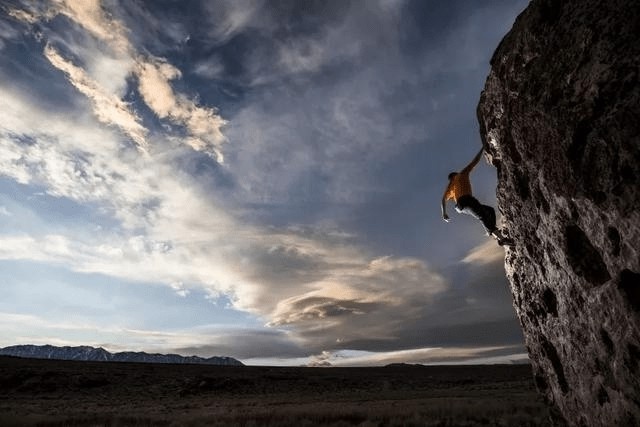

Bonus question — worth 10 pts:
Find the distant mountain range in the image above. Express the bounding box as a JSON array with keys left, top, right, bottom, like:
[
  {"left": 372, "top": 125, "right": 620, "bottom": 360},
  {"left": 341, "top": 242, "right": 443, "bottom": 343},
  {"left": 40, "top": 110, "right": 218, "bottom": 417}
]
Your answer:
[{"left": 0, "top": 345, "right": 243, "bottom": 366}]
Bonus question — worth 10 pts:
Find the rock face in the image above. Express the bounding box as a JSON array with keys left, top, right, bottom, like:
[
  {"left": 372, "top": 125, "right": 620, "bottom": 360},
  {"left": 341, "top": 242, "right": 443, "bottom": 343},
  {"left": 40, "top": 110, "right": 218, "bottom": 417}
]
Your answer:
[{"left": 477, "top": 0, "right": 640, "bottom": 425}]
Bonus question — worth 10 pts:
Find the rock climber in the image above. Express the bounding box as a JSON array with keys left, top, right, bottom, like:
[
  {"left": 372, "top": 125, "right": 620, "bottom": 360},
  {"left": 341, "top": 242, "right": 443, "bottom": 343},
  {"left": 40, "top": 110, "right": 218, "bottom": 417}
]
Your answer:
[{"left": 441, "top": 147, "right": 513, "bottom": 246}]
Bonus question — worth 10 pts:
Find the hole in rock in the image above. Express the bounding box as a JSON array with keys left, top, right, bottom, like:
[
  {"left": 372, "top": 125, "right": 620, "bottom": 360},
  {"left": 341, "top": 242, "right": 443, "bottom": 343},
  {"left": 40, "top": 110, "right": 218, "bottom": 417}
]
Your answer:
[
  {"left": 597, "top": 385, "right": 610, "bottom": 405},
  {"left": 569, "top": 120, "right": 591, "bottom": 172},
  {"left": 515, "top": 171, "right": 530, "bottom": 200},
  {"left": 607, "top": 227, "right": 621, "bottom": 257},
  {"left": 534, "top": 185, "right": 550, "bottom": 214},
  {"left": 627, "top": 343, "right": 640, "bottom": 373},
  {"left": 618, "top": 269, "right": 640, "bottom": 312},
  {"left": 592, "top": 191, "right": 607, "bottom": 205},
  {"left": 534, "top": 374, "right": 548, "bottom": 392},
  {"left": 565, "top": 225, "right": 611, "bottom": 286},
  {"left": 540, "top": 336, "right": 569, "bottom": 394},
  {"left": 542, "top": 287, "right": 558, "bottom": 317},
  {"left": 600, "top": 328, "right": 614, "bottom": 355}
]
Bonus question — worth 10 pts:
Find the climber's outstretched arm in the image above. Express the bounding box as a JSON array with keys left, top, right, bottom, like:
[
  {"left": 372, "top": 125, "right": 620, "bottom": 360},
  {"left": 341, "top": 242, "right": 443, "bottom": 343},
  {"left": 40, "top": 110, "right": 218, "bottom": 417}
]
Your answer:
[
  {"left": 441, "top": 195, "right": 450, "bottom": 222},
  {"left": 461, "top": 148, "right": 484, "bottom": 175}
]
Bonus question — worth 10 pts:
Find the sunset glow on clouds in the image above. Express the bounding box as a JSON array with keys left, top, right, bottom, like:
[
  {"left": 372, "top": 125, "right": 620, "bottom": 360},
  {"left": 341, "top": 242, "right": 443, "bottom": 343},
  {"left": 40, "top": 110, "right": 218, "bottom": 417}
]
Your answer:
[{"left": 0, "top": 0, "right": 528, "bottom": 365}]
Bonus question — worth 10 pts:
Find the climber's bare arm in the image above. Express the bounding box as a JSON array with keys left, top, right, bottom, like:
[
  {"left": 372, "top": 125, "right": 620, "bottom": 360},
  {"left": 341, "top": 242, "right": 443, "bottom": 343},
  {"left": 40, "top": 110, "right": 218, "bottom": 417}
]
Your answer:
[
  {"left": 461, "top": 148, "right": 484, "bottom": 174},
  {"left": 441, "top": 196, "right": 450, "bottom": 222}
]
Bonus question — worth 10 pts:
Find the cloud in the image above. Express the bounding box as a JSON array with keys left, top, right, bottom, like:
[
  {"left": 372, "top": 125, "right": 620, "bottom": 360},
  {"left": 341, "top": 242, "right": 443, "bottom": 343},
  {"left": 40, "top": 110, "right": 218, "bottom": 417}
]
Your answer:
[
  {"left": 271, "top": 297, "right": 380, "bottom": 326},
  {"left": 0, "top": 15, "right": 20, "bottom": 50},
  {"left": 307, "top": 350, "right": 333, "bottom": 367},
  {"left": 169, "top": 281, "right": 190, "bottom": 298},
  {"left": 102, "top": 0, "right": 190, "bottom": 57},
  {"left": 56, "top": 0, "right": 132, "bottom": 55},
  {"left": 462, "top": 240, "right": 505, "bottom": 265},
  {"left": 305, "top": 345, "right": 528, "bottom": 367},
  {"left": 0, "top": 86, "right": 162, "bottom": 228},
  {"left": 44, "top": 44, "right": 148, "bottom": 151},
  {"left": 53, "top": 0, "right": 227, "bottom": 159},
  {"left": 193, "top": 57, "right": 225, "bottom": 80},
  {"left": 264, "top": 255, "right": 448, "bottom": 351},
  {"left": 11, "top": 0, "right": 227, "bottom": 160},
  {"left": 5, "top": 4, "right": 47, "bottom": 26},
  {"left": 173, "top": 327, "right": 307, "bottom": 360},
  {"left": 136, "top": 56, "right": 227, "bottom": 160},
  {"left": 0, "top": 212, "right": 449, "bottom": 349},
  {"left": 219, "top": 1, "right": 440, "bottom": 207},
  {"left": 202, "top": 0, "right": 267, "bottom": 45}
]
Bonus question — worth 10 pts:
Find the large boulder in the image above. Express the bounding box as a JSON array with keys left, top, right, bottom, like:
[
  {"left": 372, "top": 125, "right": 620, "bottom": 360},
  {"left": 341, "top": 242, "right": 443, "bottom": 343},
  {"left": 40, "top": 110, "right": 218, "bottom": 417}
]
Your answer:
[{"left": 477, "top": 0, "right": 640, "bottom": 425}]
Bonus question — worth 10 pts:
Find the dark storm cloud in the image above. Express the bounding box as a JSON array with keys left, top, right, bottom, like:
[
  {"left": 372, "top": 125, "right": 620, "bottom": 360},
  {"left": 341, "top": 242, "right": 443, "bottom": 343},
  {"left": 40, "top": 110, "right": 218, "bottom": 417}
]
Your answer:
[
  {"left": 245, "top": 244, "right": 329, "bottom": 285},
  {"left": 269, "top": 296, "right": 384, "bottom": 326},
  {"left": 173, "top": 328, "right": 308, "bottom": 360},
  {"left": 263, "top": 243, "right": 523, "bottom": 356}
]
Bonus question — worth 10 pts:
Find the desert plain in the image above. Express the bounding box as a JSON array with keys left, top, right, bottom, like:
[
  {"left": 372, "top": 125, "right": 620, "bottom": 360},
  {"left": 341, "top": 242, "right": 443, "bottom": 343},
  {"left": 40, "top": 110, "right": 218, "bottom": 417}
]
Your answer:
[{"left": 0, "top": 356, "right": 553, "bottom": 426}]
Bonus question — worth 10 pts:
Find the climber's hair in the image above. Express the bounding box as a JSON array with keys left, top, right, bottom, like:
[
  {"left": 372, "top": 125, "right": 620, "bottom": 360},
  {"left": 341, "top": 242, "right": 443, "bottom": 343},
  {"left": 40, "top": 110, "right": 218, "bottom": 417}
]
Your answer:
[{"left": 448, "top": 172, "right": 458, "bottom": 180}]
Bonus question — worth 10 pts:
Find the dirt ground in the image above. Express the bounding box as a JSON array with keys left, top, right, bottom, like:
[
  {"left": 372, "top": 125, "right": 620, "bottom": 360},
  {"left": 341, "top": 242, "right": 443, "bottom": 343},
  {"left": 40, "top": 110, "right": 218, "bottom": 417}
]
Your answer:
[{"left": 0, "top": 356, "right": 553, "bottom": 426}]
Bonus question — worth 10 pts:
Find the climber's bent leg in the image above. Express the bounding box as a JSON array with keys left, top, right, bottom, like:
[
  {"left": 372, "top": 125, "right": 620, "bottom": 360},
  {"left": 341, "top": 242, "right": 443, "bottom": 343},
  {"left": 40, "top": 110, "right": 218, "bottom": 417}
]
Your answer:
[
  {"left": 480, "top": 203, "right": 497, "bottom": 233},
  {"left": 455, "top": 195, "right": 497, "bottom": 233}
]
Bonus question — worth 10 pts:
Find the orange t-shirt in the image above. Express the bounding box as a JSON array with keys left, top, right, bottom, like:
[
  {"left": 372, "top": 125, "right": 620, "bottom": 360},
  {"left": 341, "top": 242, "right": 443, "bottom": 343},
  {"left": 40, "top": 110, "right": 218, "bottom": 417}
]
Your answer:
[{"left": 444, "top": 171, "right": 472, "bottom": 203}]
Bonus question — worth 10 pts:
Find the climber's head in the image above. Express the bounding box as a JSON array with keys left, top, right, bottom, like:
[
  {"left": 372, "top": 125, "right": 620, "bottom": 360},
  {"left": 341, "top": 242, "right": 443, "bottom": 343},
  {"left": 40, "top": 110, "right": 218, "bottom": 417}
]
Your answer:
[{"left": 448, "top": 172, "right": 458, "bottom": 180}]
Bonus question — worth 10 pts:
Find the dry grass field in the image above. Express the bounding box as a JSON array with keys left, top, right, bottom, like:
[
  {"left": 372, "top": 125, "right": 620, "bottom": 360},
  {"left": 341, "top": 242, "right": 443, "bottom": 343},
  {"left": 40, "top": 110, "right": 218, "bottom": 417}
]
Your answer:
[{"left": 0, "top": 356, "right": 554, "bottom": 426}]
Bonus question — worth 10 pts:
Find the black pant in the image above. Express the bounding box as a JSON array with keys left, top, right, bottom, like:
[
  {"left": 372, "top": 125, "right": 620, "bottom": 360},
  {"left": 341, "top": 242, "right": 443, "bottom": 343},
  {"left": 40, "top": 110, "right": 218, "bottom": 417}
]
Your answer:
[{"left": 455, "top": 195, "right": 496, "bottom": 233}]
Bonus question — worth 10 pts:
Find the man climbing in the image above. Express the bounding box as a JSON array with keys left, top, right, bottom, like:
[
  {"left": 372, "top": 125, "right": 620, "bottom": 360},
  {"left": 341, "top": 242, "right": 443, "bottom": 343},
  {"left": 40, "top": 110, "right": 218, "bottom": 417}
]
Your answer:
[{"left": 441, "top": 147, "right": 513, "bottom": 246}]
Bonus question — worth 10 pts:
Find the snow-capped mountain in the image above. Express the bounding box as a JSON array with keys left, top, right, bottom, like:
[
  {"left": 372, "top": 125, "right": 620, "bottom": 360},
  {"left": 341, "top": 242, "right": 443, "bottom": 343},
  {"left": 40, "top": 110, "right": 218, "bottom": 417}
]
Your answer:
[{"left": 0, "top": 345, "right": 243, "bottom": 366}]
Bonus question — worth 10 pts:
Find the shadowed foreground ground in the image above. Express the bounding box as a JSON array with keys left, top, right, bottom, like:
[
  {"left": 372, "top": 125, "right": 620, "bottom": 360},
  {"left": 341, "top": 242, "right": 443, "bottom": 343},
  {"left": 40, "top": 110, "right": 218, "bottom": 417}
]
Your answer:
[{"left": 0, "top": 356, "right": 552, "bottom": 426}]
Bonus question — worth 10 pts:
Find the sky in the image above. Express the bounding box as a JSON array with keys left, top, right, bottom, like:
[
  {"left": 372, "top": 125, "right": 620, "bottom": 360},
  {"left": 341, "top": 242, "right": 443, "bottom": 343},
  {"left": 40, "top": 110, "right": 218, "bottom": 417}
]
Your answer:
[{"left": 0, "top": 0, "right": 530, "bottom": 366}]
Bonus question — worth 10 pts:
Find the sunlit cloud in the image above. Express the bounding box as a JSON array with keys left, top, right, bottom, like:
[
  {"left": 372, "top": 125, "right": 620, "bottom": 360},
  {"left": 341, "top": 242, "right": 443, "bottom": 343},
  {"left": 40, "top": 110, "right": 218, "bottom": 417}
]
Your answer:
[
  {"left": 5, "top": 5, "right": 44, "bottom": 25},
  {"left": 136, "top": 56, "right": 227, "bottom": 161},
  {"left": 462, "top": 240, "right": 504, "bottom": 265},
  {"left": 169, "top": 281, "right": 190, "bottom": 298},
  {"left": 44, "top": 44, "right": 149, "bottom": 151},
  {"left": 247, "top": 346, "right": 529, "bottom": 367},
  {"left": 10, "top": 0, "right": 227, "bottom": 159},
  {"left": 56, "top": 0, "right": 132, "bottom": 55},
  {"left": 269, "top": 256, "right": 446, "bottom": 329},
  {"left": 312, "top": 346, "right": 528, "bottom": 367}
]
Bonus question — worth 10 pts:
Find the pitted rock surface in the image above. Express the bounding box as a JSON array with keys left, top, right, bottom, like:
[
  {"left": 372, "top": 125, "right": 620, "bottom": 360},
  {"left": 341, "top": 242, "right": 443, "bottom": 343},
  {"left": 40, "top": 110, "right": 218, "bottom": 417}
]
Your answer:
[{"left": 477, "top": 0, "right": 640, "bottom": 425}]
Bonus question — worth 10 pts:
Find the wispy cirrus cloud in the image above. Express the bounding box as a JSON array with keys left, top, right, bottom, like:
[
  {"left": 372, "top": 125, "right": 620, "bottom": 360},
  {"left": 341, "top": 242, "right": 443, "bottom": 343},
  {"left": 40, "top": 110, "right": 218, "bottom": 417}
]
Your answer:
[
  {"left": 0, "top": 14, "right": 20, "bottom": 49},
  {"left": 8, "top": 0, "right": 226, "bottom": 159},
  {"left": 44, "top": 44, "right": 148, "bottom": 151},
  {"left": 55, "top": 0, "right": 132, "bottom": 55},
  {"left": 201, "top": 0, "right": 267, "bottom": 45},
  {"left": 136, "top": 56, "right": 227, "bottom": 161}
]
